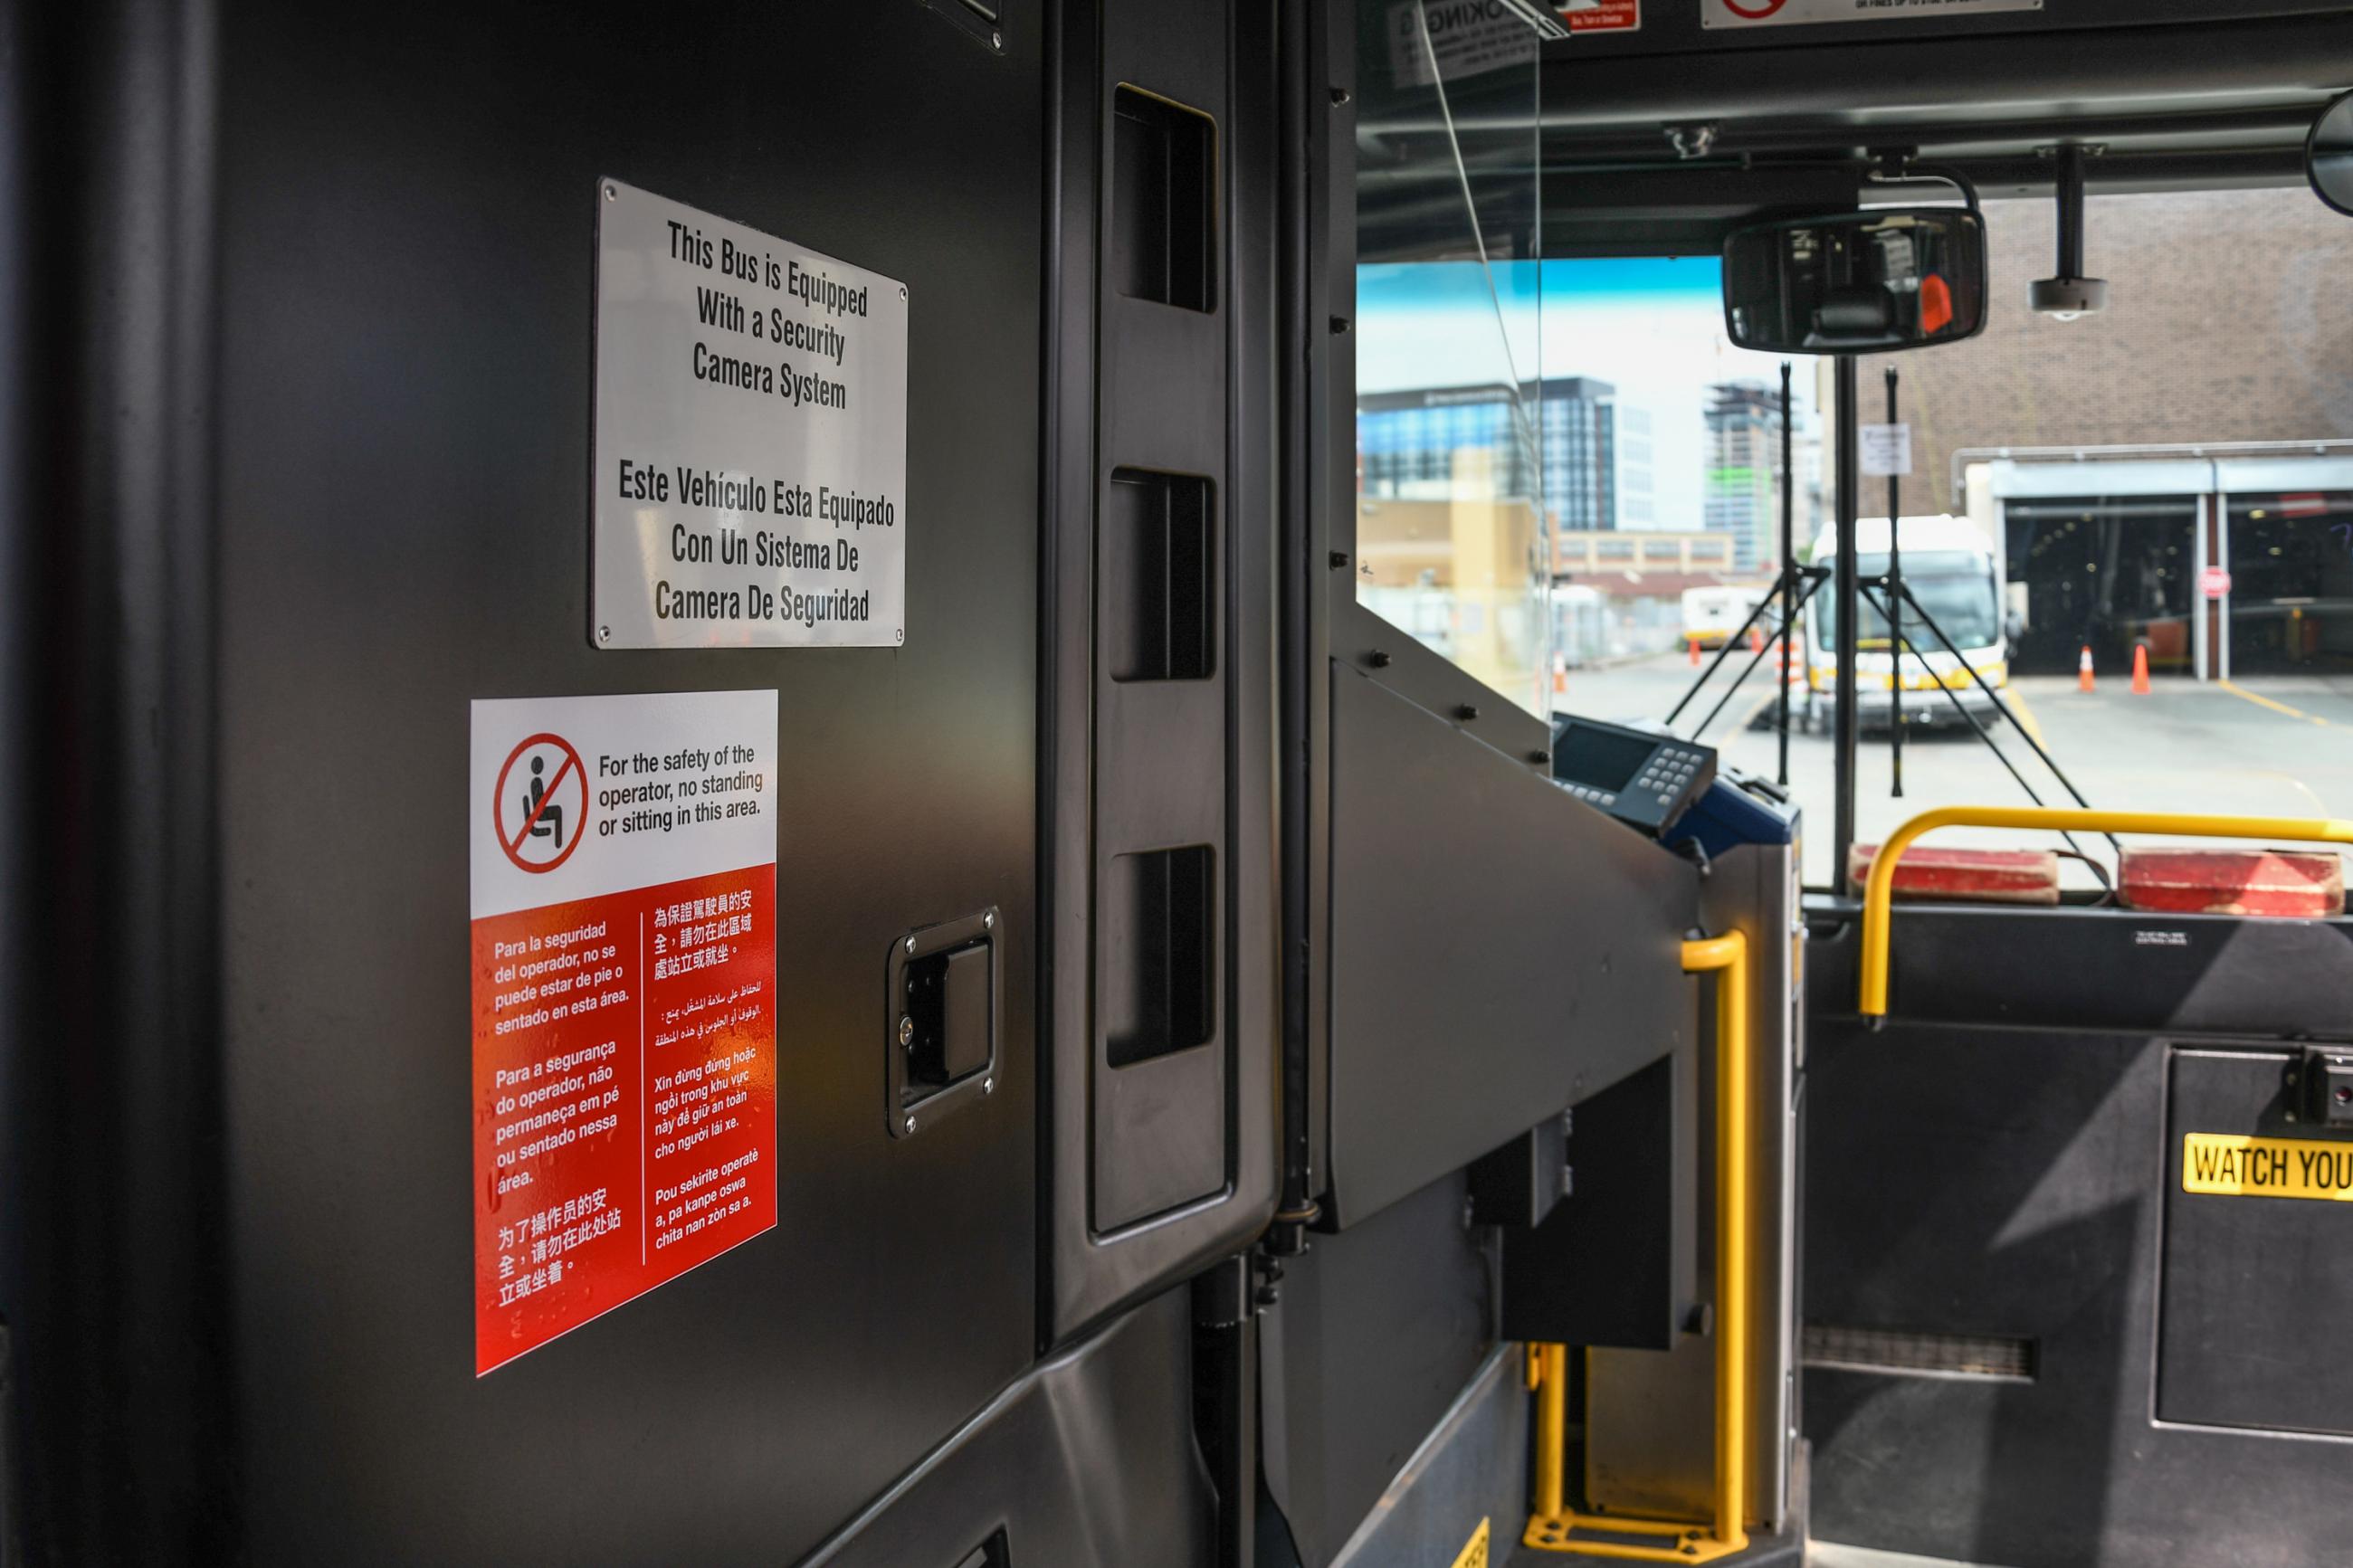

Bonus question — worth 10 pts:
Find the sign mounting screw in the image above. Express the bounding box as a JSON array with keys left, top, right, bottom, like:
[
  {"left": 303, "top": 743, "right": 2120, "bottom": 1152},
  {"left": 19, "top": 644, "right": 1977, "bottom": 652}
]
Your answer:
[
  {"left": 990, "top": 29, "right": 1002, "bottom": 50},
  {"left": 904, "top": 1115, "right": 916, "bottom": 1134},
  {"left": 898, "top": 1015, "right": 915, "bottom": 1048},
  {"left": 596, "top": 625, "right": 611, "bottom": 643},
  {"left": 983, "top": 911, "right": 996, "bottom": 930},
  {"left": 984, "top": 1077, "right": 996, "bottom": 1096},
  {"left": 906, "top": 936, "right": 917, "bottom": 954}
]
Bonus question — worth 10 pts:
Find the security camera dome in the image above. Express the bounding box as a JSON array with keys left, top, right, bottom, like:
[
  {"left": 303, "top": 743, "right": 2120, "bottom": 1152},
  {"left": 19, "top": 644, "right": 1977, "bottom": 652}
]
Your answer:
[{"left": 2029, "top": 275, "right": 2109, "bottom": 320}]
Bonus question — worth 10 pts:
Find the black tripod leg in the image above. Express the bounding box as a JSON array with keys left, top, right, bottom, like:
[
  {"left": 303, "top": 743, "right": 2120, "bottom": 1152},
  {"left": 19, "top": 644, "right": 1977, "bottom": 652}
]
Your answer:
[
  {"left": 1666, "top": 584, "right": 1790, "bottom": 727},
  {"left": 1694, "top": 575, "right": 1831, "bottom": 740},
  {"left": 1860, "top": 587, "right": 2091, "bottom": 859},
  {"left": 1894, "top": 580, "right": 2122, "bottom": 858}
]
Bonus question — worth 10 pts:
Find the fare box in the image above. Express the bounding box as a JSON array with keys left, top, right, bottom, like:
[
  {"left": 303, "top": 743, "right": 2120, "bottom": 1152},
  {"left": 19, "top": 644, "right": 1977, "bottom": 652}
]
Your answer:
[{"left": 471, "top": 689, "right": 778, "bottom": 1375}]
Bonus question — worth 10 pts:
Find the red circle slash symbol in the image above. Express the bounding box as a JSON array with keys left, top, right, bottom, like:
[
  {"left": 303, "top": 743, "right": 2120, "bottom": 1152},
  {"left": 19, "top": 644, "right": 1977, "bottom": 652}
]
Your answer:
[
  {"left": 1722, "top": 0, "right": 1788, "bottom": 16},
  {"left": 494, "top": 732, "right": 588, "bottom": 874}
]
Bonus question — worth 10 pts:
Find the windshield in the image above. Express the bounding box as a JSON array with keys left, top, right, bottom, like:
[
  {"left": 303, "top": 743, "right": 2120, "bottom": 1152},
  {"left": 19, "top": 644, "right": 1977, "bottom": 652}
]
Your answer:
[{"left": 1815, "top": 551, "right": 2000, "bottom": 651}]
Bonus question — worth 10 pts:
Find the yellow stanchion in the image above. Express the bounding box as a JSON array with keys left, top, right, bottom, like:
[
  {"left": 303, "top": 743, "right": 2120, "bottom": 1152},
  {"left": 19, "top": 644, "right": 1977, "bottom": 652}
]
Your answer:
[{"left": 1524, "top": 934, "right": 1751, "bottom": 1563}]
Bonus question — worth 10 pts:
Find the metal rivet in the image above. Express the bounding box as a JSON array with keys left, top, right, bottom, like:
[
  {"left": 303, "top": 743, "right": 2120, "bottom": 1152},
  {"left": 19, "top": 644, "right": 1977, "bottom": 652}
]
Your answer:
[
  {"left": 604, "top": 184, "right": 616, "bottom": 201},
  {"left": 898, "top": 1015, "right": 915, "bottom": 1047},
  {"left": 1329, "top": 86, "right": 1351, "bottom": 106},
  {"left": 1457, "top": 704, "right": 1480, "bottom": 722},
  {"left": 899, "top": 285, "right": 908, "bottom": 300},
  {"left": 990, "top": 29, "right": 1002, "bottom": 49},
  {"left": 1329, "top": 315, "right": 1350, "bottom": 335},
  {"left": 983, "top": 911, "right": 996, "bottom": 930},
  {"left": 1329, "top": 550, "right": 1349, "bottom": 569},
  {"left": 894, "top": 628, "right": 905, "bottom": 644},
  {"left": 596, "top": 625, "right": 611, "bottom": 642},
  {"left": 1368, "top": 649, "right": 1392, "bottom": 669},
  {"left": 984, "top": 1078, "right": 995, "bottom": 1095},
  {"left": 906, "top": 936, "right": 917, "bottom": 954},
  {"left": 903, "top": 1115, "right": 916, "bottom": 1134}
]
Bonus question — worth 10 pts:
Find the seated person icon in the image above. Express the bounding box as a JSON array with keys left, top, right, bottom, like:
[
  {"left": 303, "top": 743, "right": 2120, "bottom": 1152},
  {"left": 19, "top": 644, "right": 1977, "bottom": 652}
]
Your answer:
[{"left": 523, "top": 755, "right": 563, "bottom": 850}]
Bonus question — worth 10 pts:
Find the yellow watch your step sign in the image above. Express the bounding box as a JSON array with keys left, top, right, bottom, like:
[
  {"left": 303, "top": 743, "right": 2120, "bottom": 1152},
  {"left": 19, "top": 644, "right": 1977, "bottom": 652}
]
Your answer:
[{"left": 2182, "top": 1134, "right": 2353, "bottom": 1202}]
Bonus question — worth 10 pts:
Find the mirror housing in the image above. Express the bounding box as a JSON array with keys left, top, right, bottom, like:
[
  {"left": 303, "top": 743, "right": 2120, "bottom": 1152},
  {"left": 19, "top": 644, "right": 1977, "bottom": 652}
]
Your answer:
[
  {"left": 2308, "top": 89, "right": 2353, "bottom": 218},
  {"left": 1722, "top": 208, "right": 1989, "bottom": 356}
]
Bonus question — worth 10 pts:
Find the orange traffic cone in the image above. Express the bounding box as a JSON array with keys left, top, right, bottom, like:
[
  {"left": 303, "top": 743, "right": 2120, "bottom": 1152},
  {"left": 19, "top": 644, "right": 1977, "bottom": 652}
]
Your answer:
[
  {"left": 1552, "top": 653, "right": 1568, "bottom": 695},
  {"left": 2131, "top": 642, "right": 2152, "bottom": 695},
  {"left": 1689, "top": 635, "right": 1701, "bottom": 667},
  {"left": 2078, "top": 645, "right": 2096, "bottom": 693}
]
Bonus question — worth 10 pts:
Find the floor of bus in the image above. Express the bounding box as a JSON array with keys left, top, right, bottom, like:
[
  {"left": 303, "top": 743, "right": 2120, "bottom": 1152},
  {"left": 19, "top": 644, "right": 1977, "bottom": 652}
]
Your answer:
[{"left": 1500, "top": 1542, "right": 1996, "bottom": 1566}]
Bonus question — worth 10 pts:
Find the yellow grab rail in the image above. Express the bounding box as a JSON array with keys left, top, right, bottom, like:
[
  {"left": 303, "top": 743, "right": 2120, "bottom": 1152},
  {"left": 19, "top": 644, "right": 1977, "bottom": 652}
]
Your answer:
[
  {"left": 1526, "top": 933, "right": 1750, "bottom": 1563},
  {"left": 1859, "top": 807, "right": 2353, "bottom": 1019}
]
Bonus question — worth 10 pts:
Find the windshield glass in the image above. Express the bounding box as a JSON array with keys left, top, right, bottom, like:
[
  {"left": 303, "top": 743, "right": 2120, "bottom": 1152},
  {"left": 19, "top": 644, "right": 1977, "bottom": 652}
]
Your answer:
[{"left": 1815, "top": 552, "right": 1999, "bottom": 651}]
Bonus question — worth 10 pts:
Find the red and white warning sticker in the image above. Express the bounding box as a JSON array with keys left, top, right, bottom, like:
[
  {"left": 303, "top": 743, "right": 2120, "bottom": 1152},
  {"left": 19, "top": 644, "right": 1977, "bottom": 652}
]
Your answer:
[
  {"left": 1559, "top": 0, "right": 1640, "bottom": 33},
  {"left": 470, "top": 689, "right": 777, "bottom": 1375}
]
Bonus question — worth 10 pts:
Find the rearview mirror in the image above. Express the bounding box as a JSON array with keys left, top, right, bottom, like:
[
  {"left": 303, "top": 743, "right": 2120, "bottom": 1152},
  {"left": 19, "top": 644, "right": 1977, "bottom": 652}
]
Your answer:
[
  {"left": 2307, "top": 90, "right": 2353, "bottom": 217},
  {"left": 1722, "top": 208, "right": 1989, "bottom": 356}
]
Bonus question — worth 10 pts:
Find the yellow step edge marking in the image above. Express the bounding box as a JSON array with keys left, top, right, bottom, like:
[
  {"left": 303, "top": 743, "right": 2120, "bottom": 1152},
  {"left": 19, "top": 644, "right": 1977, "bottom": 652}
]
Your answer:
[
  {"left": 1448, "top": 1516, "right": 1491, "bottom": 1568},
  {"left": 2182, "top": 1133, "right": 2353, "bottom": 1201}
]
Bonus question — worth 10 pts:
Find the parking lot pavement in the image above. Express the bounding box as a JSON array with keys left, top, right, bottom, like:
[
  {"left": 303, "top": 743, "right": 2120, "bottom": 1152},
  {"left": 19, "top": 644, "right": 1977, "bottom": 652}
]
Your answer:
[{"left": 1552, "top": 653, "right": 2353, "bottom": 887}]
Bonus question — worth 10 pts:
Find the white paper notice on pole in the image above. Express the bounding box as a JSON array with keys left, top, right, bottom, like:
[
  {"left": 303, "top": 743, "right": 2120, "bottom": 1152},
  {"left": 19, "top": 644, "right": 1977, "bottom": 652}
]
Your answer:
[
  {"left": 593, "top": 178, "right": 908, "bottom": 649},
  {"left": 1860, "top": 423, "right": 1913, "bottom": 479},
  {"left": 1705, "top": 0, "right": 2040, "bottom": 27},
  {"left": 470, "top": 689, "right": 778, "bottom": 1375}
]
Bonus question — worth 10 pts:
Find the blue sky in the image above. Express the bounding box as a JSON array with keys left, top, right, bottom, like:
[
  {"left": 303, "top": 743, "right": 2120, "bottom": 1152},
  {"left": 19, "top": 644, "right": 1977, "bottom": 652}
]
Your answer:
[{"left": 1358, "top": 258, "right": 1815, "bottom": 530}]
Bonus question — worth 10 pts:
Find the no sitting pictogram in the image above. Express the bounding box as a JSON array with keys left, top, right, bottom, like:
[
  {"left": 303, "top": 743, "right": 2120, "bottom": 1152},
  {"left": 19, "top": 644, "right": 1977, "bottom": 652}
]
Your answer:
[{"left": 494, "top": 732, "right": 589, "bottom": 873}]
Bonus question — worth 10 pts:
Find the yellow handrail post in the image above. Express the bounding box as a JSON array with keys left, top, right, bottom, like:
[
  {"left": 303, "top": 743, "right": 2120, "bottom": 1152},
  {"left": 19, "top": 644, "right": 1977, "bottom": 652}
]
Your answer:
[
  {"left": 1533, "top": 1342, "right": 1567, "bottom": 1521},
  {"left": 1682, "top": 934, "right": 1749, "bottom": 1553},
  {"left": 1858, "top": 808, "right": 2353, "bottom": 1020},
  {"left": 1524, "top": 933, "right": 1751, "bottom": 1562}
]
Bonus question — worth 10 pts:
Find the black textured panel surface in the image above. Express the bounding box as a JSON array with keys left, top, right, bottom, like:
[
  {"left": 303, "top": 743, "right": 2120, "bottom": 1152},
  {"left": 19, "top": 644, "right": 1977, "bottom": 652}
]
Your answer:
[{"left": 211, "top": 4, "right": 1043, "bottom": 1561}]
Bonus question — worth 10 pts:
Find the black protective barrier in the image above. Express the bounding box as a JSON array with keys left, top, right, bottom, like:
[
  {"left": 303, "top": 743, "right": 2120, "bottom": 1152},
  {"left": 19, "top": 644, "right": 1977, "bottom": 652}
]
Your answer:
[
  {"left": 1043, "top": 0, "right": 1280, "bottom": 1342},
  {"left": 1805, "top": 908, "right": 2353, "bottom": 1568},
  {"left": 4, "top": 2, "right": 1059, "bottom": 1562},
  {"left": 3, "top": 0, "right": 1291, "bottom": 1561}
]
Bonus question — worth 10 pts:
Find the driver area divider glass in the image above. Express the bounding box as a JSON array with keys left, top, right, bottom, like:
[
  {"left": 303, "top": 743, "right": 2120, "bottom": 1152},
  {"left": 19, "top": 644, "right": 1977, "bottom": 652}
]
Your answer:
[{"left": 1349, "top": 0, "right": 1550, "bottom": 717}]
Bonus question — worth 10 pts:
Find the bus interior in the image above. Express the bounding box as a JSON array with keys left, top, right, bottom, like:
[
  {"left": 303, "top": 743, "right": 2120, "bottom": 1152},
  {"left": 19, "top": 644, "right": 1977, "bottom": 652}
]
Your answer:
[{"left": 6, "top": 4, "right": 2353, "bottom": 1567}]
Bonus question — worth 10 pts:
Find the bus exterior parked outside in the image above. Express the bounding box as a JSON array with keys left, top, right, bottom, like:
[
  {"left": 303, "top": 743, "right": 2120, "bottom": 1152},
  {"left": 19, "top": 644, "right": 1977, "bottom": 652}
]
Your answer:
[
  {"left": 1681, "top": 584, "right": 1770, "bottom": 651},
  {"left": 1805, "top": 515, "right": 2012, "bottom": 731}
]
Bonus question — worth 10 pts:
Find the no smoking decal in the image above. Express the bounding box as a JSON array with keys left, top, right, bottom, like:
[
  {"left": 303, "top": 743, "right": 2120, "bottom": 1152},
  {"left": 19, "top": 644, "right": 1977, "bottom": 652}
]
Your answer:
[{"left": 470, "top": 689, "right": 778, "bottom": 1375}]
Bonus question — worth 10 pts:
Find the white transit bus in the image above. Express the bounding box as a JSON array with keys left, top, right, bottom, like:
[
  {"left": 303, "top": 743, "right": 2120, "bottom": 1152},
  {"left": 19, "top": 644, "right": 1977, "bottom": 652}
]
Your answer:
[{"left": 1804, "top": 514, "right": 2012, "bottom": 730}]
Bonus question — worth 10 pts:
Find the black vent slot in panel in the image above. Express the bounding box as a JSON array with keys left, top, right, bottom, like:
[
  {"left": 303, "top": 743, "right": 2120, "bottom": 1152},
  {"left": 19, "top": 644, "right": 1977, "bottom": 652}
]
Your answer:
[
  {"left": 1106, "top": 469, "right": 1215, "bottom": 682},
  {"left": 1803, "top": 1324, "right": 2036, "bottom": 1383},
  {"left": 1103, "top": 846, "right": 1215, "bottom": 1067},
  {"left": 1110, "top": 86, "right": 1215, "bottom": 312}
]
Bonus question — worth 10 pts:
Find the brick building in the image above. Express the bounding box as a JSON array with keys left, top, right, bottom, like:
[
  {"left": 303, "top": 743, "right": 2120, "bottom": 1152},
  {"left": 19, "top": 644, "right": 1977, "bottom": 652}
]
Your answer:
[{"left": 1855, "top": 186, "right": 2353, "bottom": 514}]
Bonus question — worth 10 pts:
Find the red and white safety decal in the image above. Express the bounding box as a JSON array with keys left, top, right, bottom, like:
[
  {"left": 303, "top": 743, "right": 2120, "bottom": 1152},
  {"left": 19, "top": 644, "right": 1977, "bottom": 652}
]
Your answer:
[
  {"left": 1559, "top": 0, "right": 1641, "bottom": 33},
  {"left": 470, "top": 689, "right": 778, "bottom": 1375}
]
